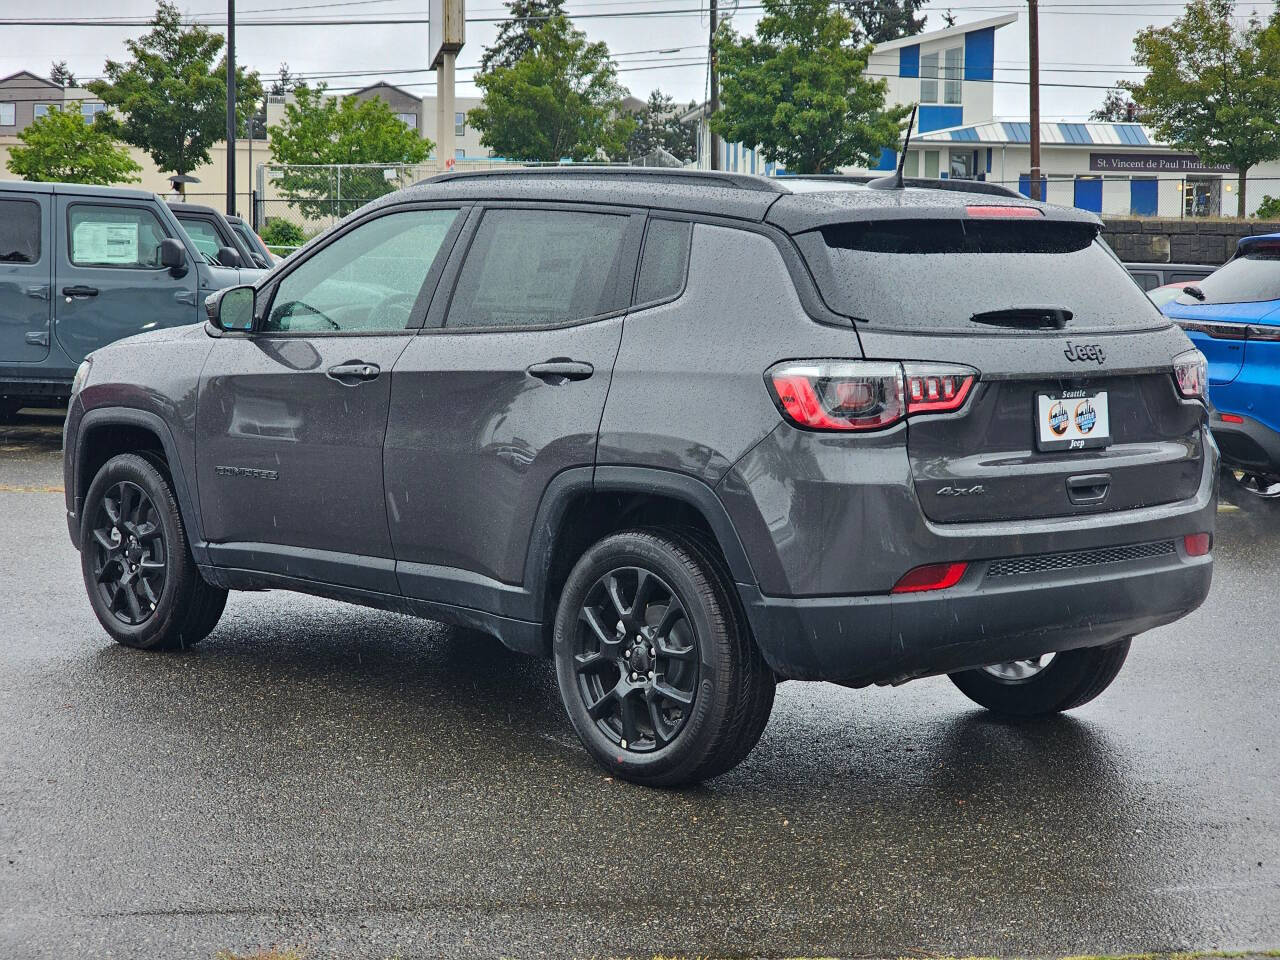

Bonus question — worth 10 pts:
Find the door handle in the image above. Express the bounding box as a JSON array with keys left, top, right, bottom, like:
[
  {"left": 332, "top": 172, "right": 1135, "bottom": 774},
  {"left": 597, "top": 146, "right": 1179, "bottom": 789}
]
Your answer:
[
  {"left": 326, "top": 361, "right": 381, "bottom": 384},
  {"left": 527, "top": 359, "right": 594, "bottom": 384},
  {"left": 1066, "top": 473, "right": 1110, "bottom": 505},
  {"left": 62, "top": 285, "right": 98, "bottom": 300}
]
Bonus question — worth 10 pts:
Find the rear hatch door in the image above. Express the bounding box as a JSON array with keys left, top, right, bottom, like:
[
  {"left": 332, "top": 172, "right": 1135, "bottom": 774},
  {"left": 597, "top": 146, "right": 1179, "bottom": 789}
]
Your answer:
[{"left": 791, "top": 210, "right": 1206, "bottom": 524}]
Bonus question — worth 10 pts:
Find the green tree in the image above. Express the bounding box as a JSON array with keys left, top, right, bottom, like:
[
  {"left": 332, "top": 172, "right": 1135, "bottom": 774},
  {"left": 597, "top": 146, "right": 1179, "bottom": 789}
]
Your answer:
[
  {"left": 270, "top": 62, "right": 299, "bottom": 97},
  {"left": 268, "top": 84, "right": 432, "bottom": 219},
  {"left": 1124, "top": 0, "right": 1280, "bottom": 218},
  {"left": 712, "top": 0, "right": 907, "bottom": 174},
  {"left": 836, "top": 0, "right": 927, "bottom": 44},
  {"left": 626, "top": 90, "right": 696, "bottom": 162},
  {"left": 7, "top": 107, "right": 141, "bottom": 184},
  {"left": 49, "top": 61, "right": 77, "bottom": 87},
  {"left": 479, "top": 0, "right": 567, "bottom": 72},
  {"left": 470, "top": 15, "right": 634, "bottom": 162},
  {"left": 1090, "top": 85, "right": 1142, "bottom": 122},
  {"left": 87, "top": 1, "right": 263, "bottom": 181}
]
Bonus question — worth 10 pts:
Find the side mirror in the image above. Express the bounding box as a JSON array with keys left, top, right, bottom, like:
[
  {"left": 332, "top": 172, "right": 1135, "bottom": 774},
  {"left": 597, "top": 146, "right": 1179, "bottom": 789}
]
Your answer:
[
  {"left": 205, "top": 284, "right": 256, "bottom": 333},
  {"left": 159, "top": 237, "right": 186, "bottom": 273},
  {"left": 216, "top": 245, "right": 243, "bottom": 268}
]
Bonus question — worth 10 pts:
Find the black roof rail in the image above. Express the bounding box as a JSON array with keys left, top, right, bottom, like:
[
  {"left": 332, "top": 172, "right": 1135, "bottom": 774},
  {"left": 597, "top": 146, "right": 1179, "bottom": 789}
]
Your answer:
[
  {"left": 789, "top": 173, "right": 1024, "bottom": 200},
  {"left": 418, "top": 165, "right": 787, "bottom": 194}
]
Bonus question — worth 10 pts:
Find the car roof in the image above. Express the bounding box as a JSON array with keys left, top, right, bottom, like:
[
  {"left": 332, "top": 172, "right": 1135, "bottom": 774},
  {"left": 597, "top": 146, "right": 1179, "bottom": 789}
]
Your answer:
[
  {"left": 0, "top": 180, "right": 157, "bottom": 201},
  {"left": 1237, "top": 232, "right": 1280, "bottom": 252},
  {"left": 394, "top": 167, "right": 1092, "bottom": 234},
  {"left": 168, "top": 201, "right": 228, "bottom": 219}
]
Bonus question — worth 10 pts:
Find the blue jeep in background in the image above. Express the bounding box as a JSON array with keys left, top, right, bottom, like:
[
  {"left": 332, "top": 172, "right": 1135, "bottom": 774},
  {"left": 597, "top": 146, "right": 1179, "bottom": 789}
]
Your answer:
[
  {"left": 0, "top": 181, "right": 264, "bottom": 419},
  {"left": 1161, "top": 233, "right": 1280, "bottom": 501}
]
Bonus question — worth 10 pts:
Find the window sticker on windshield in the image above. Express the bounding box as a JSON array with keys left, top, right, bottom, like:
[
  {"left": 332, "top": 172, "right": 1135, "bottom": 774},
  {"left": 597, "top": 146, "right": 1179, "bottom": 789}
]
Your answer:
[{"left": 74, "top": 221, "right": 138, "bottom": 265}]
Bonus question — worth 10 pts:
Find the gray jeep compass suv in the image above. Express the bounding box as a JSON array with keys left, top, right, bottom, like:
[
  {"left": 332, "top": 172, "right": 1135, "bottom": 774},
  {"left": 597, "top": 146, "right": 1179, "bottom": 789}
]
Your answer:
[{"left": 62, "top": 169, "right": 1216, "bottom": 786}]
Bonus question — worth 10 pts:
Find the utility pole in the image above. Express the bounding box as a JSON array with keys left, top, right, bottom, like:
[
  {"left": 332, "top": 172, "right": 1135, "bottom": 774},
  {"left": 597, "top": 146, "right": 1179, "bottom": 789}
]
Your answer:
[
  {"left": 431, "top": 0, "right": 464, "bottom": 173},
  {"left": 708, "top": 0, "right": 719, "bottom": 171},
  {"left": 1028, "top": 0, "right": 1041, "bottom": 201},
  {"left": 226, "top": 0, "right": 237, "bottom": 215}
]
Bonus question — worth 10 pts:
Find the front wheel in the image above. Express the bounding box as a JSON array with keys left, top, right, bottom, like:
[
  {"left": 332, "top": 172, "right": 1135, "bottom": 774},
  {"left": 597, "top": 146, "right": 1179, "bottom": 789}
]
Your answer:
[
  {"left": 948, "top": 638, "right": 1131, "bottom": 717},
  {"left": 553, "top": 529, "right": 775, "bottom": 787},
  {"left": 80, "top": 453, "right": 228, "bottom": 650}
]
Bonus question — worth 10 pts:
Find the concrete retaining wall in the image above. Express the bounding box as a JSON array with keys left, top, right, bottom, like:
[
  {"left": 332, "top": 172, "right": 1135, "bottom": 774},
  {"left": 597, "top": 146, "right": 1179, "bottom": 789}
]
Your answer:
[{"left": 1103, "top": 217, "right": 1280, "bottom": 266}]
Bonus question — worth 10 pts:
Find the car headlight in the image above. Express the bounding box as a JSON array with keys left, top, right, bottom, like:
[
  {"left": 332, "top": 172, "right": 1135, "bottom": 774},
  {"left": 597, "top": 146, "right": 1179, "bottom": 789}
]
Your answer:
[
  {"left": 1173, "top": 348, "right": 1207, "bottom": 401},
  {"left": 70, "top": 358, "right": 92, "bottom": 398}
]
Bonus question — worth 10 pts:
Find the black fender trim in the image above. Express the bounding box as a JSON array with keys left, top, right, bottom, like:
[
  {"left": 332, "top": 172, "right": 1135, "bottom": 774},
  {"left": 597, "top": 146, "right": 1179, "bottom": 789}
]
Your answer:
[{"left": 75, "top": 407, "right": 208, "bottom": 564}]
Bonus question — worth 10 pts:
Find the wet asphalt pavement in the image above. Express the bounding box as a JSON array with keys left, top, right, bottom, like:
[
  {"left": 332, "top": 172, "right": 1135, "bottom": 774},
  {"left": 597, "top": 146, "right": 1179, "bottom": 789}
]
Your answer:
[{"left": 1, "top": 410, "right": 1278, "bottom": 959}]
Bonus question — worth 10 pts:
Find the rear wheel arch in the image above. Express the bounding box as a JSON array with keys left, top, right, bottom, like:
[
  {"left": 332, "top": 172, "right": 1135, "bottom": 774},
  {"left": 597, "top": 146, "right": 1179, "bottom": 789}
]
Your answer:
[
  {"left": 528, "top": 466, "right": 758, "bottom": 651},
  {"left": 74, "top": 409, "right": 206, "bottom": 558}
]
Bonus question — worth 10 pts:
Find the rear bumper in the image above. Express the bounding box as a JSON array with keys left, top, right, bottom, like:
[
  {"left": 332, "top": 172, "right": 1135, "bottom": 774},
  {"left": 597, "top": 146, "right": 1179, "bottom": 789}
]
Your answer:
[
  {"left": 741, "top": 545, "right": 1212, "bottom": 686},
  {"left": 1211, "top": 409, "right": 1280, "bottom": 477}
]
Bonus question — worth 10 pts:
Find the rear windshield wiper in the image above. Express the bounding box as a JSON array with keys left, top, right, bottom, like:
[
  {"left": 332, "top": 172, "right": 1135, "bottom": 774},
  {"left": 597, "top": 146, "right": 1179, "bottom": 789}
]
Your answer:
[
  {"left": 969, "top": 307, "right": 1073, "bottom": 330},
  {"left": 1180, "top": 285, "right": 1207, "bottom": 301}
]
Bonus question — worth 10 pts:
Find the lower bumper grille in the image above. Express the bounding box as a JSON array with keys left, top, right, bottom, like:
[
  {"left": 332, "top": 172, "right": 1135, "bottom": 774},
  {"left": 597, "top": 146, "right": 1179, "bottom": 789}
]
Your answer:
[{"left": 987, "top": 540, "right": 1177, "bottom": 578}]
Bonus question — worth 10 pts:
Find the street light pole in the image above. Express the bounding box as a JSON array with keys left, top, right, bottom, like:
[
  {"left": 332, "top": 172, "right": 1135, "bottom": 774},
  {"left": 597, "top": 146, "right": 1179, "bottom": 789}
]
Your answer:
[
  {"left": 708, "top": 0, "right": 719, "bottom": 171},
  {"left": 226, "top": 0, "right": 237, "bottom": 215},
  {"left": 1028, "top": 0, "right": 1041, "bottom": 201}
]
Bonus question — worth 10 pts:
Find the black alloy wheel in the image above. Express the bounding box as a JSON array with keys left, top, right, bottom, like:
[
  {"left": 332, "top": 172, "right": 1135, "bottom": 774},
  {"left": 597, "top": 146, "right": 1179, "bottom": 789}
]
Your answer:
[
  {"left": 572, "top": 566, "right": 700, "bottom": 752},
  {"left": 89, "top": 480, "right": 168, "bottom": 625}
]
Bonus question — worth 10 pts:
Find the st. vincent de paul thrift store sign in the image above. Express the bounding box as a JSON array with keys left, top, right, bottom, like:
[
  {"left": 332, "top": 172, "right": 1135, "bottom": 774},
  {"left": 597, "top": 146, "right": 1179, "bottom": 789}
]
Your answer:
[{"left": 1089, "top": 153, "right": 1236, "bottom": 174}]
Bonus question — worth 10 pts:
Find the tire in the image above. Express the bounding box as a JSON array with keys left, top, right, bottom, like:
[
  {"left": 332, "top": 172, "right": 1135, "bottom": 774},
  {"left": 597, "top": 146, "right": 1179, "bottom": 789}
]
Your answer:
[
  {"left": 1219, "top": 467, "right": 1280, "bottom": 511},
  {"left": 80, "top": 453, "right": 228, "bottom": 650},
  {"left": 948, "top": 638, "right": 1131, "bottom": 717},
  {"left": 553, "top": 529, "right": 775, "bottom": 787},
  {"left": 0, "top": 399, "right": 23, "bottom": 424}
]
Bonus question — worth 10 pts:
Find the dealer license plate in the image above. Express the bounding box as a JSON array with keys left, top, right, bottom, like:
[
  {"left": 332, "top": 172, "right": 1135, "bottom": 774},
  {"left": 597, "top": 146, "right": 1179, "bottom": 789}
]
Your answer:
[{"left": 1036, "top": 391, "right": 1110, "bottom": 451}]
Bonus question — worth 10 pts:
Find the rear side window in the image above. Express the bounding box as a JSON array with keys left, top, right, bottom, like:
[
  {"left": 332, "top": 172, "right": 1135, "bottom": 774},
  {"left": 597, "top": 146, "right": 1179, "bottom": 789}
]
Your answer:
[
  {"left": 447, "top": 209, "right": 632, "bottom": 329},
  {"left": 0, "top": 199, "right": 41, "bottom": 263},
  {"left": 794, "top": 219, "right": 1160, "bottom": 331},
  {"left": 68, "top": 205, "right": 168, "bottom": 268},
  {"left": 635, "top": 218, "right": 691, "bottom": 306},
  {"left": 1179, "top": 250, "right": 1280, "bottom": 305},
  {"left": 178, "top": 217, "right": 224, "bottom": 260}
]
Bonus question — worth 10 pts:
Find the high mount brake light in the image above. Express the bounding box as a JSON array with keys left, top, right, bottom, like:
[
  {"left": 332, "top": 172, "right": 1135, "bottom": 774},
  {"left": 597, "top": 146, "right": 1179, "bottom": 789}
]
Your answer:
[
  {"left": 766, "top": 361, "right": 977, "bottom": 432},
  {"left": 1173, "top": 349, "right": 1207, "bottom": 401},
  {"left": 965, "top": 205, "right": 1043, "bottom": 218}
]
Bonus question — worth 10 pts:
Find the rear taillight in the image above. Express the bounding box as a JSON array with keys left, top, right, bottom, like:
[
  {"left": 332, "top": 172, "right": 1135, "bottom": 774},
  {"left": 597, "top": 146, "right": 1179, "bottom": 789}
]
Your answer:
[
  {"left": 892, "top": 562, "right": 969, "bottom": 593},
  {"left": 1173, "top": 349, "right": 1207, "bottom": 401},
  {"left": 766, "top": 361, "right": 976, "bottom": 432}
]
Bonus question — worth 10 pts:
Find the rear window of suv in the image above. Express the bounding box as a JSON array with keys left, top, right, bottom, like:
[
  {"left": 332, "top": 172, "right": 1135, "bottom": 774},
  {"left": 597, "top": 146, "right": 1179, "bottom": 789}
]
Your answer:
[
  {"left": 793, "top": 219, "right": 1160, "bottom": 331},
  {"left": 1176, "top": 247, "right": 1280, "bottom": 305}
]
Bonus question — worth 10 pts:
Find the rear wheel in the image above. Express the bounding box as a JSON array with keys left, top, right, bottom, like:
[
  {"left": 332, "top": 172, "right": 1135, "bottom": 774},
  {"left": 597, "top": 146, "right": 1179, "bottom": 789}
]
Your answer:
[
  {"left": 948, "top": 638, "right": 1131, "bottom": 717},
  {"left": 1220, "top": 467, "right": 1280, "bottom": 510},
  {"left": 80, "top": 453, "right": 228, "bottom": 650},
  {"left": 553, "top": 529, "right": 774, "bottom": 787}
]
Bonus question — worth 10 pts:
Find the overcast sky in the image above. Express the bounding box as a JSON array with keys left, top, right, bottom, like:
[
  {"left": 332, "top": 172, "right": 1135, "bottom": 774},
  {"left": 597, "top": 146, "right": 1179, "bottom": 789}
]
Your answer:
[{"left": 4, "top": 0, "right": 1275, "bottom": 122}]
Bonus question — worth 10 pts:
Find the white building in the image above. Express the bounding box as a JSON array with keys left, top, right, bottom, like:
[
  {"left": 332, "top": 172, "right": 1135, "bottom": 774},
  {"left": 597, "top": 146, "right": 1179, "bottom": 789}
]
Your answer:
[{"left": 688, "top": 13, "right": 1280, "bottom": 218}]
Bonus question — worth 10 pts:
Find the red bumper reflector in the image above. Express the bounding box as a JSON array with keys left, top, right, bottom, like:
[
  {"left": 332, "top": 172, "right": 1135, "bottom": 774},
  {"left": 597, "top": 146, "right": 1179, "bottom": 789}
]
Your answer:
[
  {"left": 1184, "top": 533, "right": 1212, "bottom": 557},
  {"left": 891, "top": 562, "right": 969, "bottom": 594},
  {"left": 1220, "top": 413, "right": 1245, "bottom": 424}
]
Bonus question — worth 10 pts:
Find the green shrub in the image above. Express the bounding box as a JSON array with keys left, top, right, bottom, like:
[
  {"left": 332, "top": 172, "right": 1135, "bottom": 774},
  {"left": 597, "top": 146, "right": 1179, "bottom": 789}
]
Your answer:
[
  {"left": 260, "top": 218, "right": 305, "bottom": 255},
  {"left": 1254, "top": 195, "right": 1280, "bottom": 219}
]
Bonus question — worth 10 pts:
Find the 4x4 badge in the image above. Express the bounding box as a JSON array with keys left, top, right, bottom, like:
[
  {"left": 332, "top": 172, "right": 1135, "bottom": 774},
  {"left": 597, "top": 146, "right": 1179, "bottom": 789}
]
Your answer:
[
  {"left": 936, "top": 484, "right": 985, "bottom": 497},
  {"left": 1064, "top": 342, "right": 1106, "bottom": 364}
]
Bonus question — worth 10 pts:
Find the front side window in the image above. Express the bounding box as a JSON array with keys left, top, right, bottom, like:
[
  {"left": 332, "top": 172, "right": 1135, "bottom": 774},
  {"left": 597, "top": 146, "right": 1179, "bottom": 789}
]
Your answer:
[
  {"left": 0, "top": 199, "right": 41, "bottom": 264},
  {"left": 177, "top": 217, "right": 224, "bottom": 260},
  {"left": 943, "top": 46, "right": 964, "bottom": 104},
  {"left": 446, "top": 209, "right": 632, "bottom": 329},
  {"left": 68, "top": 205, "right": 169, "bottom": 268},
  {"left": 919, "top": 52, "right": 939, "bottom": 104},
  {"left": 0, "top": 102, "right": 15, "bottom": 126},
  {"left": 263, "top": 208, "right": 460, "bottom": 334}
]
